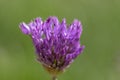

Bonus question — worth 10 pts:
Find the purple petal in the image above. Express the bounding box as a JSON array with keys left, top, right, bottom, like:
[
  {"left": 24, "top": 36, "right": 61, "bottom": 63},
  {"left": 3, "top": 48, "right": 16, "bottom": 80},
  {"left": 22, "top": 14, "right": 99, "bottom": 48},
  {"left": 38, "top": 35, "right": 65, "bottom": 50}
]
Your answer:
[{"left": 19, "top": 22, "right": 30, "bottom": 35}]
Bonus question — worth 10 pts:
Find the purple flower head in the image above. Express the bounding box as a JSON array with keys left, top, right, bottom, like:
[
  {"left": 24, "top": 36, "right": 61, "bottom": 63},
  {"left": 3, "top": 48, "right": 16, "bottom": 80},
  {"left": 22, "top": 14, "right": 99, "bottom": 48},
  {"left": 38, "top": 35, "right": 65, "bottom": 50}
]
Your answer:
[{"left": 19, "top": 16, "right": 85, "bottom": 75}]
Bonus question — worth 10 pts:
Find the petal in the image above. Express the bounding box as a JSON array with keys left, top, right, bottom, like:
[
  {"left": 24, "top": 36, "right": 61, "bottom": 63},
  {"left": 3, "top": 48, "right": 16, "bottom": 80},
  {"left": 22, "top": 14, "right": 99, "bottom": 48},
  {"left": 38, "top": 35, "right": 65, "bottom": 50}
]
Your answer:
[
  {"left": 73, "top": 19, "right": 82, "bottom": 37},
  {"left": 19, "top": 22, "right": 30, "bottom": 35},
  {"left": 73, "top": 45, "right": 85, "bottom": 59},
  {"left": 68, "top": 19, "right": 82, "bottom": 38}
]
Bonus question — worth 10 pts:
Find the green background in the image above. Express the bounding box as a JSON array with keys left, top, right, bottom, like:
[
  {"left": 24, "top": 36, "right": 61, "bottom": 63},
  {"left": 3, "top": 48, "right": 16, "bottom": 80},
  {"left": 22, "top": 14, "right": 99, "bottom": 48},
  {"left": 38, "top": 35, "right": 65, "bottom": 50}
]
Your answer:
[{"left": 0, "top": 0, "right": 120, "bottom": 80}]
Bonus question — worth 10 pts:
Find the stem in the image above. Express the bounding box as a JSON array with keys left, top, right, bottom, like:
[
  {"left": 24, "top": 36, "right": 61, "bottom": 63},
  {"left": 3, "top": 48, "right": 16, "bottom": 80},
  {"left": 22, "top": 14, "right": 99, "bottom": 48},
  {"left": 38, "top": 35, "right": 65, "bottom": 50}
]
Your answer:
[{"left": 52, "top": 76, "right": 57, "bottom": 80}]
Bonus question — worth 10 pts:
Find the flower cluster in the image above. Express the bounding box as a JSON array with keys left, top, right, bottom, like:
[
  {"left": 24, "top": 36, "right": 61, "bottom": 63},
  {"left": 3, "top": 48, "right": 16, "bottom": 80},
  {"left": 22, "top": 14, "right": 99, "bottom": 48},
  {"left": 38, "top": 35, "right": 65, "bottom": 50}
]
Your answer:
[{"left": 19, "top": 16, "right": 84, "bottom": 75}]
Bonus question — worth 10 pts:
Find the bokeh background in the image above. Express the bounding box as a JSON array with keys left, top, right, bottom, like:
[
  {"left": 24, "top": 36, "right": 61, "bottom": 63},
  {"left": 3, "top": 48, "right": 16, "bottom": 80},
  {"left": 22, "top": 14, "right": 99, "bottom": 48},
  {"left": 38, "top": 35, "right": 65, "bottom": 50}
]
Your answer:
[{"left": 0, "top": 0, "right": 120, "bottom": 80}]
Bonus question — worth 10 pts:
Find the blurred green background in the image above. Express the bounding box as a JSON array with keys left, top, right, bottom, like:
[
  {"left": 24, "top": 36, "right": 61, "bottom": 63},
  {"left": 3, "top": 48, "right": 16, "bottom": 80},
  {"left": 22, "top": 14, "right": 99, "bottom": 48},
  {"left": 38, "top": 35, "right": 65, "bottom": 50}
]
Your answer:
[{"left": 0, "top": 0, "right": 120, "bottom": 80}]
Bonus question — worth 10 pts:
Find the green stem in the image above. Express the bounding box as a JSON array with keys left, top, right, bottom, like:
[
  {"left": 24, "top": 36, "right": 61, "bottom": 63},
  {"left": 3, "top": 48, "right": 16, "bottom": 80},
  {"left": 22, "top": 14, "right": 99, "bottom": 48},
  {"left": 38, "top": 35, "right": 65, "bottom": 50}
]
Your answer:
[{"left": 52, "top": 76, "right": 57, "bottom": 80}]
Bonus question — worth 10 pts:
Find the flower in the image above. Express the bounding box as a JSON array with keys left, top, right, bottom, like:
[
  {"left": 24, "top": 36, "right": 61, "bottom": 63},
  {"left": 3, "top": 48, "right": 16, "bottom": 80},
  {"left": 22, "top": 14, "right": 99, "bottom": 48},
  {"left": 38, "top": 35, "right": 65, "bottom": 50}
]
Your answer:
[{"left": 19, "top": 16, "right": 85, "bottom": 76}]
